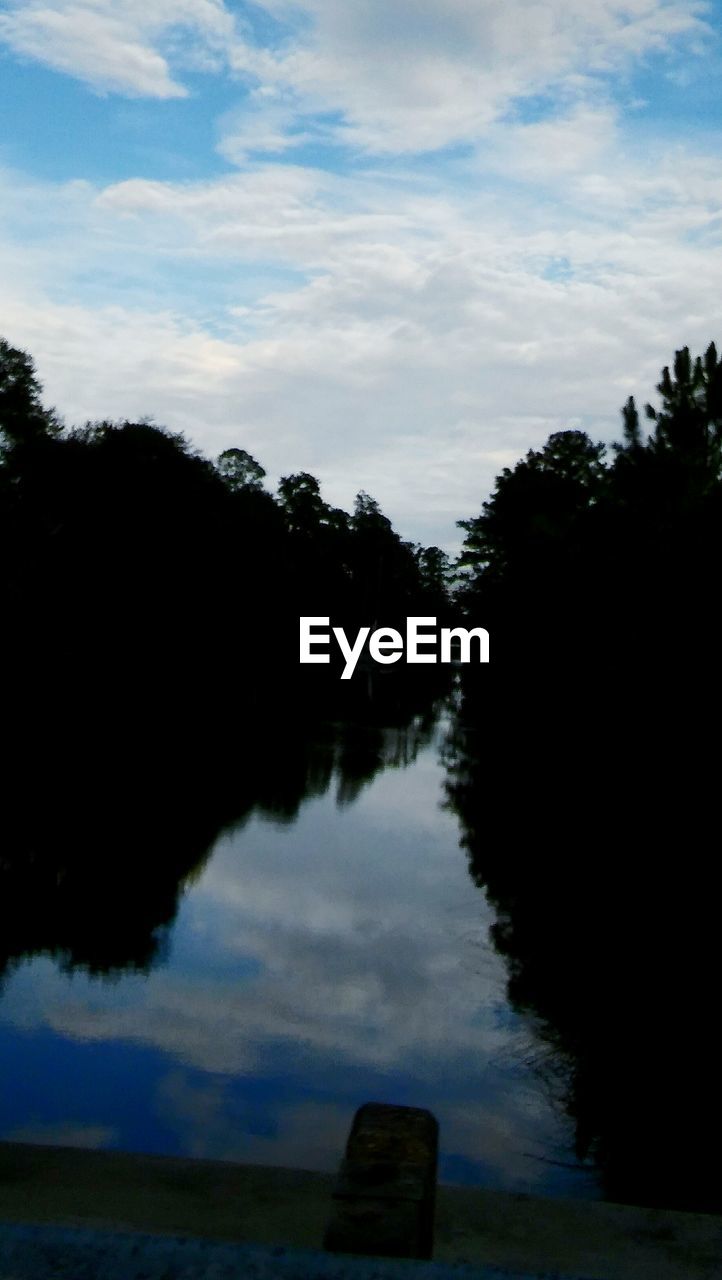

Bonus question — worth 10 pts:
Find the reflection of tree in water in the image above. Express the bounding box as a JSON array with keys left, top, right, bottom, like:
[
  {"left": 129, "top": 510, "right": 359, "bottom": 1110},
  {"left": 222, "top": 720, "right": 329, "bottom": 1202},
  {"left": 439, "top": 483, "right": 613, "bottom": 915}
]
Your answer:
[
  {"left": 0, "top": 336, "right": 450, "bottom": 989},
  {"left": 330, "top": 709, "right": 440, "bottom": 808},
  {"left": 447, "top": 715, "right": 722, "bottom": 1213},
  {"left": 0, "top": 698, "right": 442, "bottom": 989},
  {"left": 446, "top": 345, "right": 722, "bottom": 1215}
]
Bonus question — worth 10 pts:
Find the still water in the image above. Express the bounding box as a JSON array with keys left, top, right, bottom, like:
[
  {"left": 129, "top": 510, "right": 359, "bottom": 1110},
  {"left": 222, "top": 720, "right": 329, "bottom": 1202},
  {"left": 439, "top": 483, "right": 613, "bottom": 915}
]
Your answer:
[{"left": 0, "top": 715, "right": 597, "bottom": 1196}]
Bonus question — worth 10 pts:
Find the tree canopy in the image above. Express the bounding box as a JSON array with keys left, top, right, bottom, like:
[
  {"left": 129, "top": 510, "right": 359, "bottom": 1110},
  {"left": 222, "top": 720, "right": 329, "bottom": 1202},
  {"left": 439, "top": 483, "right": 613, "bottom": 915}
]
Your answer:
[{"left": 448, "top": 342, "right": 722, "bottom": 1214}]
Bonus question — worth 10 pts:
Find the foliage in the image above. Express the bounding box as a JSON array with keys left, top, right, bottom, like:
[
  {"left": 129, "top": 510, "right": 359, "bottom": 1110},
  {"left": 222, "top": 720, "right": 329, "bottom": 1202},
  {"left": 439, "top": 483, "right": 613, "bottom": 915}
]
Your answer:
[
  {"left": 0, "top": 338, "right": 62, "bottom": 449},
  {"left": 217, "top": 446, "right": 266, "bottom": 491},
  {"left": 449, "top": 341, "right": 722, "bottom": 1214},
  {"left": 457, "top": 429, "right": 607, "bottom": 585}
]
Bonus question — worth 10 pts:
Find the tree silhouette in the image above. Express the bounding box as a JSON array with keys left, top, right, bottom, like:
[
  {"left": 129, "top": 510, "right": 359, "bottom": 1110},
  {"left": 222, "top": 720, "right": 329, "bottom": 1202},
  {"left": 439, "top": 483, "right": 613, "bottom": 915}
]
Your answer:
[
  {"left": 0, "top": 334, "right": 452, "bottom": 979},
  {"left": 642, "top": 342, "right": 722, "bottom": 471},
  {"left": 0, "top": 338, "right": 61, "bottom": 450},
  {"left": 457, "top": 429, "right": 606, "bottom": 588},
  {"left": 217, "top": 446, "right": 266, "bottom": 491},
  {"left": 450, "top": 342, "right": 722, "bottom": 1214},
  {"left": 278, "top": 470, "right": 330, "bottom": 535}
]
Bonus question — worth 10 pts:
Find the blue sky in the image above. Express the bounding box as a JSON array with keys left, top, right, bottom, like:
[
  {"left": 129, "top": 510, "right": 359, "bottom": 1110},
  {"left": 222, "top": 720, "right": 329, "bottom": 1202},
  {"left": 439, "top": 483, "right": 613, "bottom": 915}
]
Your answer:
[{"left": 1, "top": 0, "right": 721, "bottom": 549}]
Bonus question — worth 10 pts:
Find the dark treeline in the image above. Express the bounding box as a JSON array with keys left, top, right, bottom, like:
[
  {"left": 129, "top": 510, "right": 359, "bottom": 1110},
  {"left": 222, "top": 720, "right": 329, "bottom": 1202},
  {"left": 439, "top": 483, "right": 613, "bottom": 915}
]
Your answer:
[
  {"left": 0, "top": 337, "right": 454, "bottom": 715},
  {"left": 0, "top": 336, "right": 451, "bottom": 981},
  {"left": 0, "top": 333, "right": 454, "bottom": 746},
  {"left": 446, "top": 342, "right": 722, "bottom": 1213}
]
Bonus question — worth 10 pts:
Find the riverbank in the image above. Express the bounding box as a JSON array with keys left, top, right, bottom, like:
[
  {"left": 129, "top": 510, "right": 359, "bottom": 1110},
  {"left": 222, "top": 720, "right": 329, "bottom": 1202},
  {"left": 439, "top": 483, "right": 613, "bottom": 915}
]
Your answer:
[{"left": 0, "top": 1142, "right": 719, "bottom": 1279}]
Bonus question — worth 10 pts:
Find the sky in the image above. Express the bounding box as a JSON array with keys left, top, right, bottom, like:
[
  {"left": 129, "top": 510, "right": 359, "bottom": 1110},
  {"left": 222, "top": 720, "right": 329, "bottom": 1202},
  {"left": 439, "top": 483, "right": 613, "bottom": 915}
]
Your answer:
[{"left": 1, "top": 0, "right": 721, "bottom": 550}]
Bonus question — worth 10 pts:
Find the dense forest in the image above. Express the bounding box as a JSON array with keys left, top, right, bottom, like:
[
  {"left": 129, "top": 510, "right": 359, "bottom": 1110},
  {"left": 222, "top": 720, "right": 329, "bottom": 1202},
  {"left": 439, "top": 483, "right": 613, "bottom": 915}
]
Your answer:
[
  {"left": 446, "top": 341, "right": 722, "bottom": 1213},
  {"left": 0, "top": 335, "right": 455, "bottom": 719},
  {"left": 0, "top": 335, "right": 452, "bottom": 980},
  {"left": 2, "top": 333, "right": 722, "bottom": 1214},
  {"left": 0, "top": 334, "right": 453, "bottom": 817}
]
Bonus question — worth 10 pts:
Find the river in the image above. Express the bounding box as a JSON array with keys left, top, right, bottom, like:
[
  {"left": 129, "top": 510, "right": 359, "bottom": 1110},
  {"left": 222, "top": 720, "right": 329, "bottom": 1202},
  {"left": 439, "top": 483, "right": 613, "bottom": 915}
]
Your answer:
[{"left": 0, "top": 711, "right": 597, "bottom": 1198}]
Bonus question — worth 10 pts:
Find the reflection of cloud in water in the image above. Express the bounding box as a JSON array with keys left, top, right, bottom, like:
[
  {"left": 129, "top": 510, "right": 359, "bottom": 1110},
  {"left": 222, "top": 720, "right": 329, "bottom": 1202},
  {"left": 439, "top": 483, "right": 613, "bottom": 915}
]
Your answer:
[
  {"left": 0, "top": 734, "right": 578, "bottom": 1190},
  {"left": 5, "top": 1121, "right": 117, "bottom": 1149},
  {"left": 152, "top": 1069, "right": 558, "bottom": 1188},
  {"left": 156, "top": 1072, "right": 352, "bottom": 1171}
]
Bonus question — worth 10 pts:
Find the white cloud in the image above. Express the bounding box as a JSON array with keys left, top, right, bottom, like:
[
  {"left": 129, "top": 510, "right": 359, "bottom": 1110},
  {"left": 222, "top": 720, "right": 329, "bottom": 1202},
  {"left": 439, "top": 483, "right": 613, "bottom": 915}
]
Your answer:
[
  {"left": 219, "top": 0, "right": 708, "bottom": 156},
  {"left": 95, "top": 140, "right": 722, "bottom": 509},
  {"left": 4, "top": 127, "right": 722, "bottom": 548},
  {"left": 0, "top": 0, "right": 707, "bottom": 146},
  {"left": 1, "top": 0, "right": 721, "bottom": 552},
  {"left": 484, "top": 104, "right": 620, "bottom": 181},
  {"left": 0, "top": 0, "right": 238, "bottom": 97}
]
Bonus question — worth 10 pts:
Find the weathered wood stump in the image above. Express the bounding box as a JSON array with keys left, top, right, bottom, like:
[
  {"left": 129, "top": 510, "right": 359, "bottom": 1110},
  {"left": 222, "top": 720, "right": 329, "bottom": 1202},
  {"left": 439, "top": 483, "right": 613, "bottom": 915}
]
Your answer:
[{"left": 323, "top": 1102, "right": 438, "bottom": 1260}]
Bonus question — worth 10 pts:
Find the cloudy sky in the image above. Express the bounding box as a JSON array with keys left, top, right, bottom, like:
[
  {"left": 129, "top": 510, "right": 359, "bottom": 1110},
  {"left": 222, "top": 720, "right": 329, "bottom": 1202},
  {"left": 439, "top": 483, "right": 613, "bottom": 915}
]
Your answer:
[{"left": 1, "top": 0, "right": 721, "bottom": 548}]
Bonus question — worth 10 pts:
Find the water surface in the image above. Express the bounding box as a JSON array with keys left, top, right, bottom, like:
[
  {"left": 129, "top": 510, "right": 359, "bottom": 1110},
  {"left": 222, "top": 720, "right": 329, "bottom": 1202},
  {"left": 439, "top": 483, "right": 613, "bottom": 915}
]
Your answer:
[{"left": 0, "top": 717, "right": 596, "bottom": 1196}]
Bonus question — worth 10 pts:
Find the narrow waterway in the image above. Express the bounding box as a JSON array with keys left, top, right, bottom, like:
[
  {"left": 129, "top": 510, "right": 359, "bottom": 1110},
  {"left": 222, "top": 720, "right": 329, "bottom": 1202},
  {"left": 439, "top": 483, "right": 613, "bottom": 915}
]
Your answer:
[{"left": 0, "top": 716, "right": 597, "bottom": 1197}]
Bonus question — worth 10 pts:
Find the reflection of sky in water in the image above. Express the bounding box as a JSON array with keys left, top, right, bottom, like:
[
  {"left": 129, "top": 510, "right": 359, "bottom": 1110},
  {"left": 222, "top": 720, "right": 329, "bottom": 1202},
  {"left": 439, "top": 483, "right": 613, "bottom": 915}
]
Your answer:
[{"left": 0, "top": 726, "right": 597, "bottom": 1197}]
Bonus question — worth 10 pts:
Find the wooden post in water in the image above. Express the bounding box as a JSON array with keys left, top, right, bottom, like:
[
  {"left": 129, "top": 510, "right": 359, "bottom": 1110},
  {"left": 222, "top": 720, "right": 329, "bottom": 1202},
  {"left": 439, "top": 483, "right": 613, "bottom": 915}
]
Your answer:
[{"left": 323, "top": 1102, "right": 438, "bottom": 1261}]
